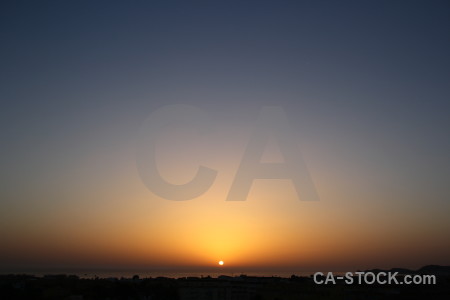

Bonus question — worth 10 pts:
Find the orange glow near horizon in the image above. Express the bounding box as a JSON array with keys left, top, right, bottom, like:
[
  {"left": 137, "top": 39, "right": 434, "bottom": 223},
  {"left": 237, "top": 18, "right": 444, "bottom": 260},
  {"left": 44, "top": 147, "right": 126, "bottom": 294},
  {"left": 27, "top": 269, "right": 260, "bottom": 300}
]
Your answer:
[
  {"left": 2, "top": 165, "right": 449, "bottom": 272},
  {"left": 1, "top": 122, "right": 450, "bottom": 273}
]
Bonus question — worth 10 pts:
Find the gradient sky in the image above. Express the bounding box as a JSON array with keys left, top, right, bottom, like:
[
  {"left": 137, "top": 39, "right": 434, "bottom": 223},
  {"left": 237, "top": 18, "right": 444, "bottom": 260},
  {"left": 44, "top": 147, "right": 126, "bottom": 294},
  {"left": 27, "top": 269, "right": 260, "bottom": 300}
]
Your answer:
[{"left": 1, "top": 0, "right": 449, "bottom": 273}]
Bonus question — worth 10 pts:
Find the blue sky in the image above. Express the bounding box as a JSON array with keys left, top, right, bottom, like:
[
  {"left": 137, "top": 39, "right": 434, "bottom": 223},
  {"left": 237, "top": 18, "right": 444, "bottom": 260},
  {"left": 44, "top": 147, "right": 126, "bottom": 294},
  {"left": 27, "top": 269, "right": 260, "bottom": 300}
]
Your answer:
[{"left": 1, "top": 0, "right": 449, "bottom": 270}]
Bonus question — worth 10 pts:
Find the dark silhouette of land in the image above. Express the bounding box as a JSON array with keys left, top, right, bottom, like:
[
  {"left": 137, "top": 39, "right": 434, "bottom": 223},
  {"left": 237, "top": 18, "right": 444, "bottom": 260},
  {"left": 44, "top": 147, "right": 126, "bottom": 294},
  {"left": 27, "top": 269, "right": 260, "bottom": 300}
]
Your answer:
[{"left": 1, "top": 265, "right": 449, "bottom": 299}]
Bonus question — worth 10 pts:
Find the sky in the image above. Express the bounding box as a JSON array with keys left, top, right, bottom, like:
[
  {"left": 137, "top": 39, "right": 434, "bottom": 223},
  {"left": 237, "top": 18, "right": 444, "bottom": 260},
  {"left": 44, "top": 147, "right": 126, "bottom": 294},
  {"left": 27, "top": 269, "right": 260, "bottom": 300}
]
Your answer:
[{"left": 0, "top": 0, "right": 449, "bottom": 274}]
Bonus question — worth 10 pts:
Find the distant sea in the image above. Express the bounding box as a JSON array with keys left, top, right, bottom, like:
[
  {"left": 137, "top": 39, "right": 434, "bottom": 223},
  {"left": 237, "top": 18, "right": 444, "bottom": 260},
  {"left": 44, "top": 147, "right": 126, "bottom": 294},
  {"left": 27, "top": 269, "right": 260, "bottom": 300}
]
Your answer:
[{"left": 0, "top": 269, "right": 314, "bottom": 279}]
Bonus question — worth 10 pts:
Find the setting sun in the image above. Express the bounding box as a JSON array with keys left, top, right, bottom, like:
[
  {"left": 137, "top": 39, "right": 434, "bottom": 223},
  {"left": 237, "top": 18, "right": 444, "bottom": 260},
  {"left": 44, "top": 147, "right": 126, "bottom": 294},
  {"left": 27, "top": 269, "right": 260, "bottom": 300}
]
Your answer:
[{"left": 218, "top": 260, "right": 224, "bottom": 266}]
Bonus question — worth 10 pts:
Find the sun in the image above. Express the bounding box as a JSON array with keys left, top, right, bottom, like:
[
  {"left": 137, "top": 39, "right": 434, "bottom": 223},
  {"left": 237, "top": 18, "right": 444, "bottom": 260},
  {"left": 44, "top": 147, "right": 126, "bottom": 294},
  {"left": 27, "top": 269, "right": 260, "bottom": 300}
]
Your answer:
[{"left": 218, "top": 260, "right": 224, "bottom": 266}]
